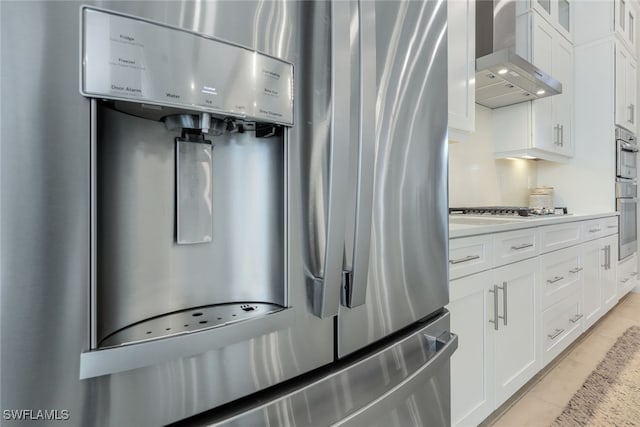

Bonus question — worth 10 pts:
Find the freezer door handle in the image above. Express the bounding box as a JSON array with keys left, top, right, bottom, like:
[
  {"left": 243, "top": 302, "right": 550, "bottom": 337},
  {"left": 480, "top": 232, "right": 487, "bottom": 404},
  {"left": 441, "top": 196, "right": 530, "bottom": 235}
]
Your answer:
[
  {"left": 332, "top": 332, "right": 458, "bottom": 426},
  {"left": 344, "top": 0, "right": 377, "bottom": 309}
]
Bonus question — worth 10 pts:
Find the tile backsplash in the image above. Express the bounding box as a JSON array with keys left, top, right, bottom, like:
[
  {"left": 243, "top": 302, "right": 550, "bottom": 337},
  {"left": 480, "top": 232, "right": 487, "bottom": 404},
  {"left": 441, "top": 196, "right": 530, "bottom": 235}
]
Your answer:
[{"left": 448, "top": 105, "right": 538, "bottom": 208}]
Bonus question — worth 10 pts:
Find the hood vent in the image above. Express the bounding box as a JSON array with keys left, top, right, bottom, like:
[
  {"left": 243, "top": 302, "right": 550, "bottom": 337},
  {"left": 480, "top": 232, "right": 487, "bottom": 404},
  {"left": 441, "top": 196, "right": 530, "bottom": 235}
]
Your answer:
[{"left": 475, "top": 0, "right": 562, "bottom": 109}]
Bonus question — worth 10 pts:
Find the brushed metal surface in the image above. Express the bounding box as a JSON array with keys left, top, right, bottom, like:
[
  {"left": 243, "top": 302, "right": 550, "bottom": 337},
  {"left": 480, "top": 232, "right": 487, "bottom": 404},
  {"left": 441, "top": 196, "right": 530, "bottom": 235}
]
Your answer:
[
  {"left": 1, "top": 2, "right": 335, "bottom": 426},
  {"left": 338, "top": 0, "right": 449, "bottom": 357},
  {"left": 1, "top": 2, "right": 93, "bottom": 426},
  {"left": 82, "top": 7, "right": 294, "bottom": 125},
  {"left": 204, "top": 311, "right": 454, "bottom": 427},
  {"left": 81, "top": 307, "right": 295, "bottom": 379},
  {"left": 96, "top": 104, "right": 285, "bottom": 342}
]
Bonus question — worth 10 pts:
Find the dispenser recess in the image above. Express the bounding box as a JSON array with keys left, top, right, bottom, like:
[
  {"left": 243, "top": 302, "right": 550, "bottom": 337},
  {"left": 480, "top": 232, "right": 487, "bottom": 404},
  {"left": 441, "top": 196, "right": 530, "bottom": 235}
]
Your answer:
[{"left": 81, "top": 7, "right": 293, "bottom": 355}]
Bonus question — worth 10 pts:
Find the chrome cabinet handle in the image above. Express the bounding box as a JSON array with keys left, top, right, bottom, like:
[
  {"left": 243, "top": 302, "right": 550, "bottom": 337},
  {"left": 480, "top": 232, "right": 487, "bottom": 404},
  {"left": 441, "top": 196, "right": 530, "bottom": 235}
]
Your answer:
[
  {"left": 602, "top": 246, "right": 610, "bottom": 270},
  {"left": 547, "top": 276, "right": 564, "bottom": 284},
  {"left": 498, "top": 281, "right": 508, "bottom": 326},
  {"left": 548, "top": 328, "right": 565, "bottom": 340},
  {"left": 607, "top": 225, "right": 618, "bottom": 229},
  {"left": 560, "top": 124, "right": 564, "bottom": 147},
  {"left": 489, "top": 285, "right": 499, "bottom": 331},
  {"left": 449, "top": 254, "right": 480, "bottom": 264},
  {"left": 629, "top": 104, "right": 635, "bottom": 124},
  {"left": 554, "top": 124, "right": 561, "bottom": 146},
  {"left": 511, "top": 243, "right": 534, "bottom": 250},
  {"left": 569, "top": 314, "right": 583, "bottom": 324},
  {"left": 589, "top": 228, "right": 601, "bottom": 233},
  {"left": 569, "top": 267, "right": 583, "bottom": 274},
  {"left": 606, "top": 245, "right": 611, "bottom": 270}
]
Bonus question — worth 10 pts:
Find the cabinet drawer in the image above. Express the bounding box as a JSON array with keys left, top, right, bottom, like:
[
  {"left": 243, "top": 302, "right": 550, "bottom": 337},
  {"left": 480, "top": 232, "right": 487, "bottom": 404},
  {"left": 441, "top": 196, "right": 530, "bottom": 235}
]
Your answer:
[
  {"left": 493, "top": 229, "right": 539, "bottom": 268},
  {"left": 602, "top": 216, "right": 619, "bottom": 236},
  {"left": 450, "top": 235, "right": 494, "bottom": 280},
  {"left": 540, "top": 246, "right": 582, "bottom": 309},
  {"left": 540, "top": 222, "right": 582, "bottom": 253},
  {"left": 582, "top": 217, "right": 618, "bottom": 241},
  {"left": 582, "top": 219, "right": 605, "bottom": 241},
  {"left": 541, "top": 293, "right": 583, "bottom": 366}
]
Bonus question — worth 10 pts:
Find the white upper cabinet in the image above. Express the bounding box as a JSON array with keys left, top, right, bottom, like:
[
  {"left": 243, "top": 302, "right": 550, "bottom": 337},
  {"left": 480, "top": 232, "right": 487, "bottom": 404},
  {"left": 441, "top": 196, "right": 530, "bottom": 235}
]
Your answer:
[
  {"left": 615, "top": 43, "right": 638, "bottom": 133},
  {"left": 448, "top": 0, "right": 475, "bottom": 138},
  {"left": 551, "top": 29, "right": 573, "bottom": 155},
  {"left": 574, "top": 0, "right": 637, "bottom": 57},
  {"left": 493, "top": 10, "right": 574, "bottom": 161},
  {"left": 615, "top": 0, "right": 637, "bottom": 53},
  {"left": 527, "top": 0, "right": 573, "bottom": 42}
]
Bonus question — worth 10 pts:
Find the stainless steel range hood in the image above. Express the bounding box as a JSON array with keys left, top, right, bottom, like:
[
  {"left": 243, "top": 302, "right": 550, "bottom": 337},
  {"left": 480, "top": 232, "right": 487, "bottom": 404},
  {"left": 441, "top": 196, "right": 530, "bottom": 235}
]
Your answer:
[{"left": 475, "top": 0, "right": 562, "bottom": 109}]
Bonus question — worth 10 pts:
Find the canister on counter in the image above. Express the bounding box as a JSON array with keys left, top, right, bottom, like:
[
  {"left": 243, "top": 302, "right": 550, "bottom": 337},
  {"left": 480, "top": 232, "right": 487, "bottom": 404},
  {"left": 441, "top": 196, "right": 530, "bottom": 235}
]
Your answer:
[{"left": 529, "top": 186, "right": 554, "bottom": 209}]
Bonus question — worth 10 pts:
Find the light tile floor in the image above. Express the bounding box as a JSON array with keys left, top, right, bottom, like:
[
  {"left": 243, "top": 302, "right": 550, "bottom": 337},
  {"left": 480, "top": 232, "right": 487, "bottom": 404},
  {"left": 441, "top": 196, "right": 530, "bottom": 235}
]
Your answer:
[{"left": 487, "top": 292, "right": 640, "bottom": 427}]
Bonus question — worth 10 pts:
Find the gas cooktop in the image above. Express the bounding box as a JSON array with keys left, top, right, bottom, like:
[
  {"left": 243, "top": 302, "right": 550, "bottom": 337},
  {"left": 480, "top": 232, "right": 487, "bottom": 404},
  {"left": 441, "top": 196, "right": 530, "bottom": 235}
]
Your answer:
[{"left": 449, "top": 206, "right": 569, "bottom": 217}]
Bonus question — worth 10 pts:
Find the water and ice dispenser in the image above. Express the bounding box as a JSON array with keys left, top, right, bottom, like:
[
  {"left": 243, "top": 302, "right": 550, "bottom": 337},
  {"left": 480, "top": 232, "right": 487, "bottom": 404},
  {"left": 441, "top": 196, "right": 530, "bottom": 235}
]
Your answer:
[{"left": 81, "top": 8, "right": 293, "bottom": 352}]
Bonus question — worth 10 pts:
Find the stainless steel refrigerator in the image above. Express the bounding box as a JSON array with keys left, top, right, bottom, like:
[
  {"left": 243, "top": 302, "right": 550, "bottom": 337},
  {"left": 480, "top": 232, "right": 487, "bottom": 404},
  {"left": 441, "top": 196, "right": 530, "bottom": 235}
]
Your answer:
[{"left": 0, "top": 1, "right": 454, "bottom": 426}]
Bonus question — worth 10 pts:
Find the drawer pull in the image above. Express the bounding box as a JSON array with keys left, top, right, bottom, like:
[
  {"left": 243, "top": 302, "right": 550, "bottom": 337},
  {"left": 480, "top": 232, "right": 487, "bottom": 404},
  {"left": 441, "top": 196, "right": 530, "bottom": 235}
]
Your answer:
[
  {"left": 547, "top": 276, "right": 564, "bottom": 284},
  {"left": 607, "top": 225, "right": 618, "bottom": 229},
  {"left": 511, "top": 243, "right": 534, "bottom": 250},
  {"left": 569, "top": 267, "right": 583, "bottom": 274},
  {"left": 589, "top": 228, "right": 602, "bottom": 233},
  {"left": 449, "top": 255, "right": 480, "bottom": 265},
  {"left": 569, "top": 314, "right": 583, "bottom": 324},
  {"left": 548, "top": 328, "right": 565, "bottom": 340}
]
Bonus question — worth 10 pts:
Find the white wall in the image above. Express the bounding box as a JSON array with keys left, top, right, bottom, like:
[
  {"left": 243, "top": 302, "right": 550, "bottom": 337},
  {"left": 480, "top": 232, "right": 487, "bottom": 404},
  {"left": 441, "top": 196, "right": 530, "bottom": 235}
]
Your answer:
[{"left": 449, "top": 105, "right": 538, "bottom": 207}]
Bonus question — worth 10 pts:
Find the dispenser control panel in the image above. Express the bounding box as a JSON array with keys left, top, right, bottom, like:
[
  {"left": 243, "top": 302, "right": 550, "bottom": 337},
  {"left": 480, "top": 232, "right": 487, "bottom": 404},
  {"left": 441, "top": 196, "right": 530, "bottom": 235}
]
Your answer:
[{"left": 81, "top": 7, "right": 294, "bottom": 126}]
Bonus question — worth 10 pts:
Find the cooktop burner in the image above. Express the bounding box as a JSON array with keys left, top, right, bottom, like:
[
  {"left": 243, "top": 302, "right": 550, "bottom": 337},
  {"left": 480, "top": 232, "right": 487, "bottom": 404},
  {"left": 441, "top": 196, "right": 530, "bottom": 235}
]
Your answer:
[{"left": 449, "top": 206, "right": 569, "bottom": 217}]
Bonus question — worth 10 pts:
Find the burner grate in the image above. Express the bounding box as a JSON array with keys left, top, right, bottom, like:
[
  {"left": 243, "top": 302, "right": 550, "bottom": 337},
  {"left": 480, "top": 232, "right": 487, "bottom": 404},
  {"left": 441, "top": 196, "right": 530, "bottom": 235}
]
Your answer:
[{"left": 449, "top": 206, "right": 568, "bottom": 217}]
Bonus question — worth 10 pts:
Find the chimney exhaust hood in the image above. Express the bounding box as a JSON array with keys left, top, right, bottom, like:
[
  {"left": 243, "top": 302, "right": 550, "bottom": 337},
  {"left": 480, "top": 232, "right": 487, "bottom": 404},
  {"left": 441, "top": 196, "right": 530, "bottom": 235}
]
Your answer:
[{"left": 475, "top": 0, "right": 562, "bottom": 109}]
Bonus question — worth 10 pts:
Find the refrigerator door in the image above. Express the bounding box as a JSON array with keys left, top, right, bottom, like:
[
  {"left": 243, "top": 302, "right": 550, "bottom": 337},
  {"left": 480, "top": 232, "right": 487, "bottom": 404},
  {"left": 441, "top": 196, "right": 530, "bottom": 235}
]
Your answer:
[
  {"left": 2, "top": 2, "right": 342, "bottom": 425},
  {"left": 339, "top": 0, "right": 449, "bottom": 356},
  {"left": 184, "top": 311, "right": 456, "bottom": 427}
]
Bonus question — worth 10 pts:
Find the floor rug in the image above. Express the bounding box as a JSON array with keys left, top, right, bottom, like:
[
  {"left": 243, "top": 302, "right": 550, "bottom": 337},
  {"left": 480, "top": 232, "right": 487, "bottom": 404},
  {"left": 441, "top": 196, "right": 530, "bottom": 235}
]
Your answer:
[{"left": 553, "top": 325, "right": 640, "bottom": 426}]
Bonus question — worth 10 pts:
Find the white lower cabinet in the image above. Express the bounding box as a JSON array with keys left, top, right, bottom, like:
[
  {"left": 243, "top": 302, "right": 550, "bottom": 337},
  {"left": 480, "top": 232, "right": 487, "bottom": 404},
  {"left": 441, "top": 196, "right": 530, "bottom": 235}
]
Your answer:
[
  {"left": 449, "top": 271, "right": 494, "bottom": 427},
  {"left": 449, "top": 258, "right": 539, "bottom": 426},
  {"left": 582, "top": 238, "right": 604, "bottom": 329},
  {"left": 492, "top": 259, "right": 539, "bottom": 406},
  {"left": 601, "top": 235, "right": 619, "bottom": 313},
  {"left": 450, "top": 217, "right": 620, "bottom": 425},
  {"left": 538, "top": 234, "right": 616, "bottom": 363}
]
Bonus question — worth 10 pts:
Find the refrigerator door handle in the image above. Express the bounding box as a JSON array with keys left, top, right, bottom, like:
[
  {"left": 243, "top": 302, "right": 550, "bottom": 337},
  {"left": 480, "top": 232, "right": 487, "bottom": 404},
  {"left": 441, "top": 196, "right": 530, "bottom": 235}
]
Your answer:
[
  {"left": 344, "top": 0, "right": 377, "bottom": 308},
  {"left": 310, "top": 0, "right": 352, "bottom": 318},
  {"left": 331, "top": 332, "right": 458, "bottom": 426}
]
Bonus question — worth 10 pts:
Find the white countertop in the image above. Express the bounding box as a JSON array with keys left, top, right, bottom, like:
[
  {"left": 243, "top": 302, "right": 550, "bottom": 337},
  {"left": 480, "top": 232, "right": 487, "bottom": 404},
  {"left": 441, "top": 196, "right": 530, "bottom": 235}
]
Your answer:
[{"left": 449, "top": 212, "right": 619, "bottom": 239}]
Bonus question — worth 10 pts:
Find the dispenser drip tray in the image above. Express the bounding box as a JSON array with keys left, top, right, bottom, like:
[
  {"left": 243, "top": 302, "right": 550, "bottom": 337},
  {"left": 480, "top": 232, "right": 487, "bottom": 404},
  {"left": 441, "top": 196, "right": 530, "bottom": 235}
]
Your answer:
[{"left": 99, "top": 302, "right": 285, "bottom": 348}]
